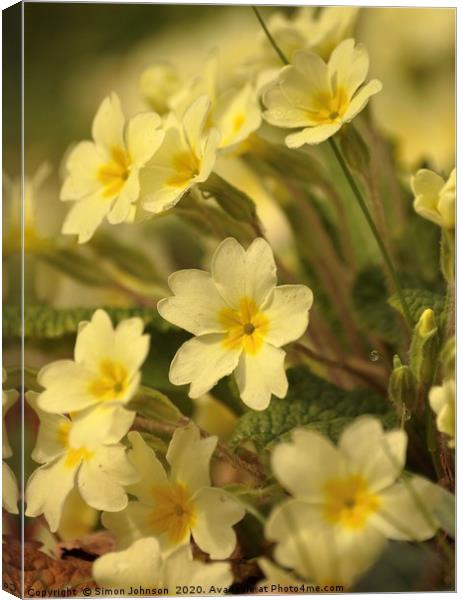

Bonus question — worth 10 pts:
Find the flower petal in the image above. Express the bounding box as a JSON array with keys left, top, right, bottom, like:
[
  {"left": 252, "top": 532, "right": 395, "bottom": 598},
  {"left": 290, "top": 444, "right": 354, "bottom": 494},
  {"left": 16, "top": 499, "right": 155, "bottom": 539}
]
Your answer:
[
  {"left": 169, "top": 334, "right": 240, "bottom": 399},
  {"left": 164, "top": 546, "right": 233, "bottom": 592},
  {"left": 3, "top": 462, "right": 19, "bottom": 514},
  {"left": 60, "top": 141, "right": 101, "bottom": 201},
  {"left": 211, "top": 237, "right": 277, "bottom": 309},
  {"left": 126, "top": 112, "right": 164, "bottom": 167},
  {"left": 192, "top": 487, "right": 245, "bottom": 559},
  {"left": 125, "top": 431, "right": 168, "bottom": 502},
  {"left": 371, "top": 476, "right": 439, "bottom": 541},
  {"left": 328, "top": 39, "right": 369, "bottom": 98},
  {"left": 37, "top": 360, "right": 96, "bottom": 413},
  {"left": 78, "top": 446, "right": 136, "bottom": 512},
  {"left": 285, "top": 123, "right": 341, "bottom": 147},
  {"left": 62, "top": 192, "right": 112, "bottom": 244},
  {"left": 93, "top": 537, "right": 163, "bottom": 589},
  {"left": 342, "top": 79, "right": 382, "bottom": 122},
  {"left": 264, "top": 284, "right": 313, "bottom": 346},
  {"left": 158, "top": 269, "right": 227, "bottom": 336},
  {"left": 107, "top": 169, "right": 140, "bottom": 225},
  {"left": 271, "top": 429, "right": 345, "bottom": 500},
  {"left": 167, "top": 423, "right": 216, "bottom": 493},
  {"left": 25, "top": 455, "right": 77, "bottom": 532},
  {"left": 339, "top": 416, "right": 407, "bottom": 492},
  {"left": 92, "top": 92, "right": 125, "bottom": 152},
  {"left": 234, "top": 343, "right": 287, "bottom": 410}
]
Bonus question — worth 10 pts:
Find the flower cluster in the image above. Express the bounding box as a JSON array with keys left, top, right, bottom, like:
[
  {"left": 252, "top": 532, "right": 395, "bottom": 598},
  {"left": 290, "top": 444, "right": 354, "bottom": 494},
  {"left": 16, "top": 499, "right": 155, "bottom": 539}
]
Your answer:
[{"left": 10, "top": 4, "right": 456, "bottom": 596}]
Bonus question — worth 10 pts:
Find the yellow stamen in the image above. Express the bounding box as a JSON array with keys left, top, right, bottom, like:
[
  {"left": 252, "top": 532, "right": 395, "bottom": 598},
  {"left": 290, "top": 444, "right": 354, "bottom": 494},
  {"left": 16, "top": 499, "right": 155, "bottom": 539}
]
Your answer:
[
  {"left": 87, "top": 359, "right": 129, "bottom": 401},
  {"left": 219, "top": 297, "right": 269, "bottom": 355},
  {"left": 149, "top": 483, "right": 197, "bottom": 544},
  {"left": 97, "top": 146, "right": 131, "bottom": 198},
  {"left": 307, "top": 86, "right": 349, "bottom": 125},
  {"left": 57, "top": 422, "right": 94, "bottom": 469},
  {"left": 323, "top": 474, "right": 380, "bottom": 530},
  {"left": 167, "top": 150, "right": 200, "bottom": 187}
]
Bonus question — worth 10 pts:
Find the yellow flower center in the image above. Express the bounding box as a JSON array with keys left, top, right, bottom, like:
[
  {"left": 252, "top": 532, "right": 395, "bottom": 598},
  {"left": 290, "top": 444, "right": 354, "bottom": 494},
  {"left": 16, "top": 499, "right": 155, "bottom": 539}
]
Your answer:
[
  {"left": 149, "top": 482, "right": 196, "bottom": 544},
  {"left": 219, "top": 297, "right": 269, "bottom": 355},
  {"left": 308, "top": 86, "right": 349, "bottom": 125},
  {"left": 323, "top": 474, "right": 380, "bottom": 530},
  {"left": 97, "top": 146, "right": 131, "bottom": 198},
  {"left": 168, "top": 150, "right": 201, "bottom": 187},
  {"left": 87, "top": 359, "right": 129, "bottom": 401},
  {"left": 57, "top": 422, "right": 94, "bottom": 469}
]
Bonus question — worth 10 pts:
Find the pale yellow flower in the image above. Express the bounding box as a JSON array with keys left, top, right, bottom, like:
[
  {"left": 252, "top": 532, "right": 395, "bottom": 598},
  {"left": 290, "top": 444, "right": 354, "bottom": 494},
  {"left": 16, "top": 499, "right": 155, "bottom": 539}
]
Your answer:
[
  {"left": 158, "top": 237, "right": 313, "bottom": 410},
  {"left": 93, "top": 537, "right": 232, "bottom": 593},
  {"left": 429, "top": 379, "right": 455, "bottom": 448},
  {"left": 251, "top": 6, "right": 359, "bottom": 86},
  {"left": 36, "top": 309, "right": 149, "bottom": 420},
  {"left": 263, "top": 39, "right": 382, "bottom": 147},
  {"left": 103, "top": 424, "right": 244, "bottom": 559},
  {"left": 25, "top": 392, "right": 137, "bottom": 532},
  {"left": 139, "top": 96, "right": 220, "bottom": 214},
  {"left": 2, "top": 368, "right": 19, "bottom": 514},
  {"left": 411, "top": 168, "right": 455, "bottom": 229},
  {"left": 61, "top": 93, "right": 164, "bottom": 243},
  {"left": 266, "top": 417, "right": 439, "bottom": 585},
  {"left": 170, "top": 54, "right": 261, "bottom": 150},
  {"left": 140, "top": 63, "right": 182, "bottom": 115},
  {"left": 3, "top": 163, "right": 56, "bottom": 255}
]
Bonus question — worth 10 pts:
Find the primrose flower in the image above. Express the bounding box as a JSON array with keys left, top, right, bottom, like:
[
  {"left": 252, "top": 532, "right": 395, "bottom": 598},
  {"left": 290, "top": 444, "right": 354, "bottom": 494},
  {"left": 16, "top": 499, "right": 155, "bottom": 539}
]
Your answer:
[
  {"left": 93, "top": 537, "right": 232, "bottom": 593},
  {"left": 25, "top": 392, "right": 137, "bottom": 532},
  {"left": 2, "top": 369, "right": 19, "bottom": 514},
  {"left": 253, "top": 6, "right": 359, "bottom": 81},
  {"left": 102, "top": 424, "right": 244, "bottom": 559},
  {"left": 266, "top": 417, "right": 439, "bottom": 584},
  {"left": 429, "top": 379, "right": 455, "bottom": 448},
  {"left": 170, "top": 55, "right": 261, "bottom": 150},
  {"left": 140, "top": 96, "right": 220, "bottom": 214},
  {"left": 140, "top": 63, "right": 182, "bottom": 115},
  {"left": 411, "top": 168, "right": 455, "bottom": 229},
  {"left": 61, "top": 93, "right": 164, "bottom": 243},
  {"left": 36, "top": 309, "right": 149, "bottom": 419},
  {"left": 158, "top": 237, "right": 313, "bottom": 410},
  {"left": 263, "top": 39, "right": 382, "bottom": 147}
]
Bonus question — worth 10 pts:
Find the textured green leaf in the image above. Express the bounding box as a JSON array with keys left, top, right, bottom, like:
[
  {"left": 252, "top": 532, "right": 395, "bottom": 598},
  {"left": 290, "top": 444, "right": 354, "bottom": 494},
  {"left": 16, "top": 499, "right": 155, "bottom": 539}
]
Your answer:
[
  {"left": 89, "top": 233, "right": 160, "bottom": 282},
  {"left": 230, "top": 366, "right": 396, "bottom": 451},
  {"left": 388, "top": 288, "right": 446, "bottom": 326},
  {"left": 3, "top": 305, "right": 171, "bottom": 339},
  {"left": 352, "top": 265, "right": 402, "bottom": 343}
]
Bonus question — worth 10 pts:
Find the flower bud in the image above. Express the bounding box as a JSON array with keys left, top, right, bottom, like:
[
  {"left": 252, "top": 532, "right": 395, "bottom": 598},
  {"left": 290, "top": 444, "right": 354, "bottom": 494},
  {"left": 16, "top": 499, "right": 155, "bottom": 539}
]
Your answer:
[
  {"left": 410, "top": 309, "right": 439, "bottom": 385},
  {"left": 338, "top": 124, "right": 370, "bottom": 174},
  {"left": 389, "top": 355, "right": 417, "bottom": 411}
]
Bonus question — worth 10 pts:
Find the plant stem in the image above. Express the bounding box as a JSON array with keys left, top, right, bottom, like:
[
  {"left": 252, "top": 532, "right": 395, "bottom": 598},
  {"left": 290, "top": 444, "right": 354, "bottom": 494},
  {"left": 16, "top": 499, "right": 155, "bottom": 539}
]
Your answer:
[
  {"left": 252, "top": 5, "right": 414, "bottom": 329},
  {"left": 252, "top": 7, "right": 289, "bottom": 65},
  {"left": 328, "top": 137, "right": 413, "bottom": 329}
]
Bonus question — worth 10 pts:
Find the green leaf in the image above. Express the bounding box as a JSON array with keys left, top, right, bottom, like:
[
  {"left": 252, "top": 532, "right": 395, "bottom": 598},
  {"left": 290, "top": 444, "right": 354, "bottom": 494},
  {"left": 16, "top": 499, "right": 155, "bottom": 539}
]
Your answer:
[
  {"left": 432, "top": 486, "right": 455, "bottom": 539},
  {"left": 230, "top": 366, "right": 396, "bottom": 451},
  {"left": 89, "top": 233, "right": 160, "bottom": 282},
  {"left": 136, "top": 431, "right": 169, "bottom": 455},
  {"left": 129, "top": 385, "right": 182, "bottom": 424},
  {"left": 352, "top": 265, "right": 402, "bottom": 343},
  {"left": 199, "top": 172, "right": 257, "bottom": 223},
  {"left": 38, "top": 249, "right": 113, "bottom": 286},
  {"left": 388, "top": 288, "right": 446, "bottom": 326},
  {"left": 3, "top": 305, "right": 171, "bottom": 339}
]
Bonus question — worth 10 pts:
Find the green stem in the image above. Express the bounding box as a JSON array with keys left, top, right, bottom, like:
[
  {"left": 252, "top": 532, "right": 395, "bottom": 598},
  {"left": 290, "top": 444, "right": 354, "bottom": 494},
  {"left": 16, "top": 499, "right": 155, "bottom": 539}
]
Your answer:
[
  {"left": 252, "top": 5, "right": 414, "bottom": 329},
  {"left": 252, "top": 7, "right": 289, "bottom": 65},
  {"left": 328, "top": 137, "right": 413, "bottom": 329}
]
